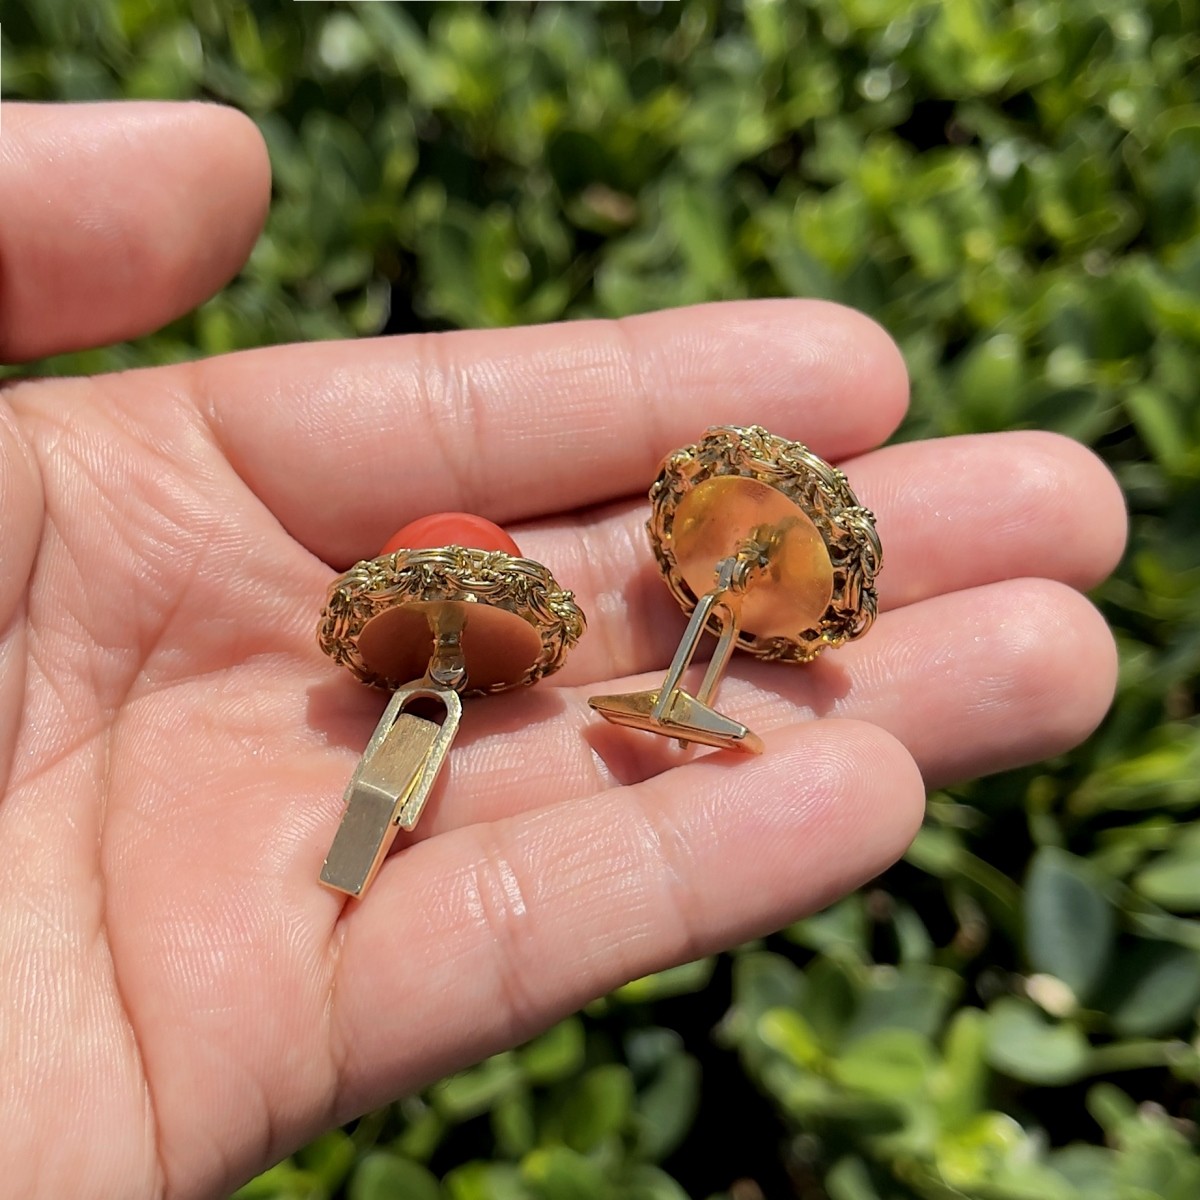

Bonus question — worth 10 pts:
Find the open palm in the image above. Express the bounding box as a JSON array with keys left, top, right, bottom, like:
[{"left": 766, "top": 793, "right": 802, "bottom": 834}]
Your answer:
[{"left": 1, "top": 104, "right": 1127, "bottom": 1200}]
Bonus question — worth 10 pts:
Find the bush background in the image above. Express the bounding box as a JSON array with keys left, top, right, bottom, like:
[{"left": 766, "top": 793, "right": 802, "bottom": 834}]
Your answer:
[{"left": 4, "top": 1, "right": 1199, "bottom": 1196}]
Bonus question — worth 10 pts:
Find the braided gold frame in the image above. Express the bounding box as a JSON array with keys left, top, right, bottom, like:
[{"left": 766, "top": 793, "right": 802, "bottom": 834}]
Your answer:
[{"left": 647, "top": 424, "right": 882, "bottom": 662}]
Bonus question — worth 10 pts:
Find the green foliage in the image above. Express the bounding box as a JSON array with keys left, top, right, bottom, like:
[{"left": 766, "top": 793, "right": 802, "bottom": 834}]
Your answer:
[{"left": 4, "top": 0, "right": 1199, "bottom": 1195}]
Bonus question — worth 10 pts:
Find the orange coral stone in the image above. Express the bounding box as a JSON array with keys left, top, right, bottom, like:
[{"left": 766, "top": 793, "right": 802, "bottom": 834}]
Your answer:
[{"left": 380, "top": 513, "right": 521, "bottom": 557}]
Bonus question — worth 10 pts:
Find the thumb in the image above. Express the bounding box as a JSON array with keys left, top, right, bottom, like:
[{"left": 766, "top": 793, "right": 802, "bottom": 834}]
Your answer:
[{"left": 0, "top": 101, "right": 270, "bottom": 362}]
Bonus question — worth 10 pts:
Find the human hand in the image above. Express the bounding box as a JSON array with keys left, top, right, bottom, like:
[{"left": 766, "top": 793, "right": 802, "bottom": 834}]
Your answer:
[{"left": 0, "top": 103, "right": 1127, "bottom": 1199}]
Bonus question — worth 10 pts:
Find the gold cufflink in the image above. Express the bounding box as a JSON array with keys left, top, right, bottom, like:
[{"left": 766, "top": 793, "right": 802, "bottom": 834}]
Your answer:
[
  {"left": 589, "top": 425, "right": 881, "bottom": 753},
  {"left": 317, "top": 514, "right": 585, "bottom": 898}
]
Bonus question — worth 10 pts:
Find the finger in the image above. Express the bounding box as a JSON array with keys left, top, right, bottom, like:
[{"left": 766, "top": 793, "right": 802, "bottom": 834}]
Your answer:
[
  {"left": 329, "top": 719, "right": 924, "bottom": 1113},
  {"left": 662, "top": 577, "right": 1118, "bottom": 789},
  {"left": 193, "top": 299, "right": 910, "bottom": 563},
  {"left": 856, "top": 430, "right": 1127, "bottom": 610},
  {"left": 333, "top": 576, "right": 1113, "bottom": 841},
  {"left": 0, "top": 102, "right": 270, "bottom": 362},
  {"left": 514, "top": 429, "right": 1127, "bottom": 685},
  {"left": 0, "top": 396, "right": 43, "bottom": 623},
  {"left": 0, "top": 389, "right": 44, "bottom": 784}
]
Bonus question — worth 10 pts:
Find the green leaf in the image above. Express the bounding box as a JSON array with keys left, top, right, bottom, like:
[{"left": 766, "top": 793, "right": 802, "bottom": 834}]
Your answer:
[
  {"left": 521, "top": 1147, "right": 608, "bottom": 1200},
  {"left": 832, "top": 1028, "right": 936, "bottom": 1097},
  {"left": 934, "top": 1008, "right": 990, "bottom": 1131},
  {"left": 729, "top": 951, "right": 806, "bottom": 1025},
  {"left": 936, "top": 1112, "right": 1080, "bottom": 1198},
  {"left": 799, "top": 955, "right": 858, "bottom": 1048},
  {"left": 890, "top": 900, "right": 936, "bottom": 965},
  {"left": 1072, "top": 728, "right": 1200, "bottom": 815},
  {"left": 955, "top": 333, "right": 1026, "bottom": 431},
  {"left": 390, "top": 1100, "right": 446, "bottom": 1163},
  {"left": 1125, "top": 384, "right": 1192, "bottom": 475},
  {"left": 1135, "top": 847, "right": 1200, "bottom": 911},
  {"left": 986, "top": 998, "right": 1091, "bottom": 1085},
  {"left": 758, "top": 1008, "right": 825, "bottom": 1069},
  {"left": 433, "top": 1054, "right": 522, "bottom": 1121},
  {"left": 842, "top": 965, "right": 962, "bottom": 1043},
  {"left": 492, "top": 1090, "right": 536, "bottom": 1159},
  {"left": 894, "top": 206, "right": 957, "bottom": 279},
  {"left": 231, "top": 1162, "right": 316, "bottom": 1200},
  {"left": 1086, "top": 1082, "right": 1137, "bottom": 1136},
  {"left": 726, "top": 951, "right": 809, "bottom": 1075},
  {"left": 297, "top": 1130, "right": 356, "bottom": 1189},
  {"left": 786, "top": 894, "right": 869, "bottom": 957},
  {"left": 1108, "top": 1099, "right": 1200, "bottom": 1200},
  {"left": 633, "top": 1052, "right": 701, "bottom": 1162},
  {"left": 662, "top": 183, "right": 736, "bottom": 295},
  {"left": 517, "top": 1019, "right": 586, "bottom": 1086},
  {"left": 1025, "top": 848, "right": 1115, "bottom": 1002},
  {"left": 825, "top": 1155, "right": 884, "bottom": 1200},
  {"left": 611, "top": 958, "right": 715, "bottom": 1004},
  {"left": 444, "top": 1162, "right": 530, "bottom": 1200},
  {"left": 625, "top": 1167, "right": 690, "bottom": 1200},
  {"left": 1101, "top": 940, "right": 1200, "bottom": 1036},
  {"left": 1048, "top": 1145, "right": 1116, "bottom": 1199},
  {"left": 559, "top": 1065, "right": 634, "bottom": 1152},
  {"left": 349, "top": 1153, "right": 442, "bottom": 1200}
]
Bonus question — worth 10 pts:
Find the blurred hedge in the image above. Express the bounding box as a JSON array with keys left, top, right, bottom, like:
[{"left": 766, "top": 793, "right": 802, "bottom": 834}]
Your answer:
[{"left": 4, "top": 1, "right": 1200, "bottom": 1197}]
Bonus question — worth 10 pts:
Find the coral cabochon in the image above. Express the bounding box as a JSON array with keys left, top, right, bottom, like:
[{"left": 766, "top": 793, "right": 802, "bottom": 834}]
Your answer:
[{"left": 380, "top": 512, "right": 521, "bottom": 557}]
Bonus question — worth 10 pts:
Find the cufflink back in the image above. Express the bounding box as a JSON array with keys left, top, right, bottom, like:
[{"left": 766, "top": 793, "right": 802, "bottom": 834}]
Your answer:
[
  {"left": 589, "top": 425, "right": 881, "bottom": 753},
  {"left": 318, "top": 514, "right": 585, "bottom": 898}
]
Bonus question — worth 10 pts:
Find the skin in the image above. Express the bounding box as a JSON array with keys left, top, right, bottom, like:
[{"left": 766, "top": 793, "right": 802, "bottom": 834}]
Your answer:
[{"left": 0, "top": 102, "right": 1128, "bottom": 1199}]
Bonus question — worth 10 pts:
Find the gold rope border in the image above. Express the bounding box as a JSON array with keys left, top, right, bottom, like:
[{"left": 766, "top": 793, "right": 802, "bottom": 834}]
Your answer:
[
  {"left": 317, "top": 546, "right": 586, "bottom": 693},
  {"left": 648, "top": 424, "right": 882, "bottom": 663}
]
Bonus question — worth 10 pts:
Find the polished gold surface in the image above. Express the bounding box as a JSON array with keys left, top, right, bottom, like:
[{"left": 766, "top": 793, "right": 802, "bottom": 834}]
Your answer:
[
  {"left": 590, "top": 424, "right": 882, "bottom": 753},
  {"left": 589, "top": 585, "right": 764, "bottom": 753},
  {"left": 586, "top": 686, "right": 762, "bottom": 754},
  {"left": 670, "top": 475, "right": 834, "bottom": 641},
  {"left": 320, "top": 684, "right": 462, "bottom": 897},
  {"left": 317, "top": 545, "right": 585, "bottom": 898}
]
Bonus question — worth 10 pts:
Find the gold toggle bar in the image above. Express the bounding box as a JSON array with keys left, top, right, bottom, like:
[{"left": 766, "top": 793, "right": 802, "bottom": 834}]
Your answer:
[{"left": 588, "top": 543, "right": 768, "bottom": 754}]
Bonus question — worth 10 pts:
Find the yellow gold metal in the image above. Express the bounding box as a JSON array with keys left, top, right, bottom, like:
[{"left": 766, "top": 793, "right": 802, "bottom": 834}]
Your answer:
[
  {"left": 319, "top": 684, "right": 462, "bottom": 897},
  {"left": 319, "top": 546, "right": 584, "bottom": 692},
  {"left": 589, "top": 425, "right": 881, "bottom": 753},
  {"left": 318, "top": 546, "right": 585, "bottom": 897}
]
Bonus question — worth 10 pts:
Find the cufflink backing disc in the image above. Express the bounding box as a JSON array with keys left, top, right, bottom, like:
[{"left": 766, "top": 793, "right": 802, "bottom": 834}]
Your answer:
[
  {"left": 589, "top": 424, "right": 881, "bottom": 753},
  {"left": 319, "top": 547, "right": 577, "bottom": 694}
]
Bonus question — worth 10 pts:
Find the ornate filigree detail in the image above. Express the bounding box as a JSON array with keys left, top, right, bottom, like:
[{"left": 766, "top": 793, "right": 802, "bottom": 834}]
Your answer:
[
  {"left": 317, "top": 546, "right": 585, "bottom": 694},
  {"left": 648, "top": 424, "right": 882, "bottom": 662}
]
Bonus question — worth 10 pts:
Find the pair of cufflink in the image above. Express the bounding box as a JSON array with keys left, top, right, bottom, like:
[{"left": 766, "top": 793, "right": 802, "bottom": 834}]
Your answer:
[{"left": 317, "top": 424, "right": 882, "bottom": 899}]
